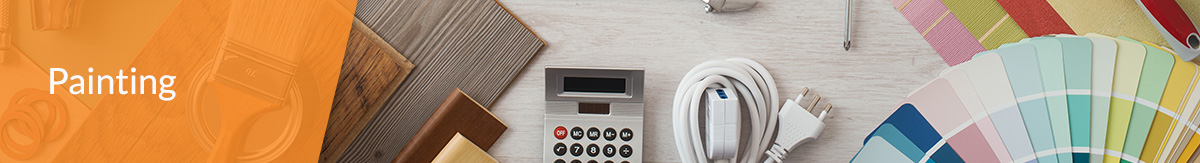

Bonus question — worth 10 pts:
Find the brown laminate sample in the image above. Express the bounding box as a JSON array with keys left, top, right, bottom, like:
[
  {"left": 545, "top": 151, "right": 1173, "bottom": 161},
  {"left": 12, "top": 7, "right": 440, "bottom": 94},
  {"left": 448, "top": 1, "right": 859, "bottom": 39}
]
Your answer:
[
  {"left": 391, "top": 88, "right": 507, "bottom": 163},
  {"left": 320, "top": 18, "right": 416, "bottom": 163}
]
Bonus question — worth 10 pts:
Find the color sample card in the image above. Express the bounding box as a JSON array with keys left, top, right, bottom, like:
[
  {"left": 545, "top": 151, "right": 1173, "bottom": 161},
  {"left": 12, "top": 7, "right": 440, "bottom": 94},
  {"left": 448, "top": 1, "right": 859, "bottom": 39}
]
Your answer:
[
  {"left": 1027, "top": 38, "right": 1073, "bottom": 163},
  {"left": 1095, "top": 34, "right": 1147, "bottom": 163},
  {"left": 1173, "top": 87, "right": 1200, "bottom": 162},
  {"left": 960, "top": 53, "right": 1038, "bottom": 161},
  {"left": 877, "top": 123, "right": 931, "bottom": 161},
  {"left": 904, "top": 78, "right": 998, "bottom": 163},
  {"left": 1138, "top": 41, "right": 1197, "bottom": 163},
  {"left": 853, "top": 136, "right": 917, "bottom": 163},
  {"left": 1155, "top": 42, "right": 1200, "bottom": 163},
  {"left": 1078, "top": 35, "right": 1119, "bottom": 163},
  {"left": 853, "top": 34, "right": 1200, "bottom": 163},
  {"left": 1162, "top": 84, "right": 1200, "bottom": 162},
  {"left": 862, "top": 104, "right": 965, "bottom": 162},
  {"left": 986, "top": 44, "right": 1060, "bottom": 163},
  {"left": 942, "top": 67, "right": 1015, "bottom": 162},
  {"left": 1055, "top": 36, "right": 1094, "bottom": 160},
  {"left": 1118, "top": 36, "right": 1174, "bottom": 162},
  {"left": 996, "top": 38, "right": 1077, "bottom": 162}
]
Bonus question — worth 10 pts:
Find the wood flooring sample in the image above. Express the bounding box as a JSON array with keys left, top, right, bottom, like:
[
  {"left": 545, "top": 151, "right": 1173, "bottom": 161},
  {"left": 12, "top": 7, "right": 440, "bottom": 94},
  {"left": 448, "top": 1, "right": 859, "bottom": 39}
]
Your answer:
[
  {"left": 320, "top": 18, "right": 415, "bottom": 163},
  {"left": 392, "top": 89, "right": 506, "bottom": 163},
  {"left": 430, "top": 133, "right": 499, "bottom": 163}
]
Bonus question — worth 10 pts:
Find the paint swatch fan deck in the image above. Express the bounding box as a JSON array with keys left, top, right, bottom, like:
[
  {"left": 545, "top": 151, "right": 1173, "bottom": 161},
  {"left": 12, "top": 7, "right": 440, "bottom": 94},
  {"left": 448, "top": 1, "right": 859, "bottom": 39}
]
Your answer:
[{"left": 851, "top": 34, "right": 1200, "bottom": 163}]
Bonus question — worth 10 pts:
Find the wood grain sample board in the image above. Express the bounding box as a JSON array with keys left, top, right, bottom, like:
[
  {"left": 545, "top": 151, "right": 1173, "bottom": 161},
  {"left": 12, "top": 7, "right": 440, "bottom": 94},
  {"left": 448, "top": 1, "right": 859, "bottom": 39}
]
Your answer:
[
  {"left": 392, "top": 88, "right": 507, "bottom": 163},
  {"left": 431, "top": 133, "right": 500, "bottom": 163},
  {"left": 329, "top": 0, "right": 545, "bottom": 162},
  {"left": 321, "top": 18, "right": 416, "bottom": 163}
]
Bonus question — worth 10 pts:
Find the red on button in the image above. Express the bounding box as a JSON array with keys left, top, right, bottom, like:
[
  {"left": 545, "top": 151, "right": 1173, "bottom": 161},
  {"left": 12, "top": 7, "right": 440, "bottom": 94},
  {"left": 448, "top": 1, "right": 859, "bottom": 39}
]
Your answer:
[{"left": 554, "top": 126, "right": 568, "bottom": 139}]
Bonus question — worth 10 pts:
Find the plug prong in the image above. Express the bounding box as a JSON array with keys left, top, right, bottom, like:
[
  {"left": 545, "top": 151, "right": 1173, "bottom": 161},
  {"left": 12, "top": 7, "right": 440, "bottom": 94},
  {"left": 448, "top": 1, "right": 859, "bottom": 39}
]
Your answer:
[
  {"left": 818, "top": 104, "right": 833, "bottom": 120},
  {"left": 806, "top": 95, "right": 820, "bottom": 112},
  {"left": 800, "top": 87, "right": 810, "bottom": 96}
]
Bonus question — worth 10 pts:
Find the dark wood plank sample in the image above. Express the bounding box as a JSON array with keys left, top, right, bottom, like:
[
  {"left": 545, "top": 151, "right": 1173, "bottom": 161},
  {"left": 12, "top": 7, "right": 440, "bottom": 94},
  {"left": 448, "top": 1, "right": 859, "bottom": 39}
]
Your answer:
[
  {"left": 321, "top": 18, "right": 416, "bottom": 163},
  {"left": 333, "top": 0, "right": 545, "bottom": 162},
  {"left": 391, "top": 88, "right": 507, "bottom": 163}
]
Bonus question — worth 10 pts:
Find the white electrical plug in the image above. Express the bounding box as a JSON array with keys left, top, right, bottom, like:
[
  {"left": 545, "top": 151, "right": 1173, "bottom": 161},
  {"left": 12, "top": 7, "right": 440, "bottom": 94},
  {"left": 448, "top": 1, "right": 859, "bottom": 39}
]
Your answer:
[
  {"left": 765, "top": 88, "right": 832, "bottom": 163},
  {"left": 672, "top": 58, "right": 833, "bottom": 163}
]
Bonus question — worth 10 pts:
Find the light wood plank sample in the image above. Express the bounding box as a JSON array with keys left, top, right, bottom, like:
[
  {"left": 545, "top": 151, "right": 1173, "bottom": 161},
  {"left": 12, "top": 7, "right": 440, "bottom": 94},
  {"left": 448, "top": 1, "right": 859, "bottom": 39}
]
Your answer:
[{"left": 431, "top": 133, "right": 499, "bottom": 163}]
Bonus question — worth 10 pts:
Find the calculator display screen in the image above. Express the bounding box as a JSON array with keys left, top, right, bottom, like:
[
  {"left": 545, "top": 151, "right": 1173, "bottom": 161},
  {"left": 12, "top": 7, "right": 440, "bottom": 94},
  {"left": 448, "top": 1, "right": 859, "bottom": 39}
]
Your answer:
[
  {"left": 578, "top": 103, "right": 610, "bottom": 114},
  {"left": 563, "top": 77, "right": 626, "bottom": 93}
]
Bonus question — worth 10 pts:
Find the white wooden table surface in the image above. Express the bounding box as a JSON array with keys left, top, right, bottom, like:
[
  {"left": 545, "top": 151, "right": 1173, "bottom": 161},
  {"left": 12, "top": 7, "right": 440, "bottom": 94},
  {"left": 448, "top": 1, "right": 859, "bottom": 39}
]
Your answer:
[{"left": 484, "top": 0, "right": 949, "bottom": 162}]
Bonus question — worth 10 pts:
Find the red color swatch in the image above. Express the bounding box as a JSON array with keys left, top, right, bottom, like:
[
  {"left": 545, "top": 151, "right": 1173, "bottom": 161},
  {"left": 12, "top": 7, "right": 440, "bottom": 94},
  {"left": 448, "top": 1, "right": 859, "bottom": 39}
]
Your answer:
[{"left": 996, "top": 0, "right": 1076, "bottom": 37}]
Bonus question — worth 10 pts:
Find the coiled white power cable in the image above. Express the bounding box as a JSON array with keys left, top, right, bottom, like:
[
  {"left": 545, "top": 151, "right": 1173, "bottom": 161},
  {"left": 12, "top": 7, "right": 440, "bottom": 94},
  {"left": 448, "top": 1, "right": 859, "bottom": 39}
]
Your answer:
[
  {"left": 672, "top": 58, "right": 832, "bottom": 163},
  {"left": 673, "top": 58, "right": 779, "bottom": 163}
]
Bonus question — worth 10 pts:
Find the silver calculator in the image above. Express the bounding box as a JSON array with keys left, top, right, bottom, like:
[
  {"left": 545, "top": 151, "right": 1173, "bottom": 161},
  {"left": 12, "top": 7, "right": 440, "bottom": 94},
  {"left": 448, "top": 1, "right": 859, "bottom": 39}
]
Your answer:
[{"left": 544, "top": 66, "right": 644, "bottom": 163}]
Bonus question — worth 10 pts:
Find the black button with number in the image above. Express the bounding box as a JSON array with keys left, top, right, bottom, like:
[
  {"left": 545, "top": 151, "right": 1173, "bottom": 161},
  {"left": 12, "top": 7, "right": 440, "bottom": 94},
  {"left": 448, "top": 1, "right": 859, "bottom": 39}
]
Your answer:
[
  {"left": 570, "top": 143, "right": 583, "bottom": 156},
  {"left": 619, "top": 128, "right": 633, "bottom": 141},
  {"left": 586, "top": 144, "right": 600, "bottom": 157},
  {"left": 619, "top": 145, "right": 633, "bottom": 158},
  {"left": 571, "top": 127, "right": 585, "bottom": 140},
  {"left": 587, "top": 127, "right": 600, "bottom": 140},
  {"left": 553, "top": 125, "right": 635, "bottom": 162},
  {"left": 603, "top": 144, "right": 616, "bottom": 157},
  {"left": 553, "top": 143, "right": 567, "bottom": 156},
  {"left": 603, "top": 128, "right": 617, "bottom": 141}
]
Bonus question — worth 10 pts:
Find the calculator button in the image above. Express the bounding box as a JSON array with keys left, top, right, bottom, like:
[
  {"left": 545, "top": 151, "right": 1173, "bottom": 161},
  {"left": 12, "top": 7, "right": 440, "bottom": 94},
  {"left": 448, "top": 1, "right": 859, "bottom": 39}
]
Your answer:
[
  {"left": 619, "top": 128, "right": 633, "bottom": 141},
  {"left": 554, "top": 159, "right": 565, "bottom": 163},
  {"left": 619, "top": 145, "right": 633, "bottom": 158},
  {"left": 553, "top": 143, "right": 567, "bottom": 156},
  {"left": 603, "top": 128, "right": 617, "bottom": 141},
  {"left": 587, "top": 127, "right": 601, "bottom": 140},
  {"left": 604, "top": 161, "right": 613, "bottom": 163},
  {"left": 603, "top": 144, "right": 616, "bottom": 157},
  {"left": 586, "top": 144, "right": 600, "bottom": 157},
  {"left": 570, "top": 160, "right": 581, "bottom": 163},
  {"left": 587, "top": 160, "right": 598, "bottom": 163},
  {"left": 555, "top": 126, "right": 568, "bottom": 139},
  {"left": 571, "top": 127, "right": 584, "bottom": 140},
  {"left": 621, "top": 161, "right": 629, "bottom": 163},
  {"left": 570, "top": 143, "right": 583, "bottom": 156}
]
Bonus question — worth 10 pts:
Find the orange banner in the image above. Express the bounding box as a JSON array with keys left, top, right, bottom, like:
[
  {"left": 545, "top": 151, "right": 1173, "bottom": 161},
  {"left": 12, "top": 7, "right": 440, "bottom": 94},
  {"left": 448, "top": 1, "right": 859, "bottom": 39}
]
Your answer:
[{"left": 1, "top": 0, "right": 354, "bottom": 162}]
